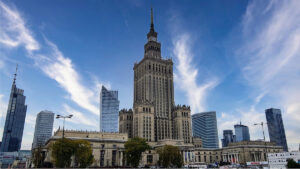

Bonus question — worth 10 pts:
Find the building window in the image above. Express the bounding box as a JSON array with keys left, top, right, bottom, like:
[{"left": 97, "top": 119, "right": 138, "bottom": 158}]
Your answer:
[
  {"left": 147, "top": 155, "right": 153, "bottom": 163},
  {"left": 100, "top": 150, "right": 105, "bottom": 167},
  {"left": 112, "top": 150, "right": 117, "bottom": 166}
]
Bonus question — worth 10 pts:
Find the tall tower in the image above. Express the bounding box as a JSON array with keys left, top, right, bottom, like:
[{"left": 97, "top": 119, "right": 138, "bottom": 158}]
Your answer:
[
  {"left": 100, "top": 86, "right": 120, "bottom": 132},
  {"left": 192, "top": 111, "right": 219, "bottom": 148},
  {"left": 265, "top": 108, "right": 288, "bottom": 151},
  {"left": 32, "top": 110, "right": 54, "bottom": 149},
  {"left": 234, "top": 122, "right": 250, "bottom": 142},
  {"left": 0, "top": 66, "right": 27, "bottom": 152},
  {"left": 133, "top": 8, "right": 174, "bottom": 141}
]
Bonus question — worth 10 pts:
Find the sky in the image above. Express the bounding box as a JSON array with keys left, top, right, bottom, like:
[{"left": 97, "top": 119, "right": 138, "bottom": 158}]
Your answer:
[{"left": 0, "top": 0, "right": 299, "bottom": 150}]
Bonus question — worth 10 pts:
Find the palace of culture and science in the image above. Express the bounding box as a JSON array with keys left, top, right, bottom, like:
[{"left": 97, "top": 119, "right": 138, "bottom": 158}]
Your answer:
[{"left": 119, "top": 8, "right": 192, "bottom": 144}]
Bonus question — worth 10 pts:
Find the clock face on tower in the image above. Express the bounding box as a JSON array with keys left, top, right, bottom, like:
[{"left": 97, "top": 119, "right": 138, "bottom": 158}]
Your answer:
[{"left": 149, "top": 36, "right": 157, "bottom": 41}]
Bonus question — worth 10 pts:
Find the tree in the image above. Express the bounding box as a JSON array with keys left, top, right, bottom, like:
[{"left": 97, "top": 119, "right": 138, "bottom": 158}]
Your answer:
[
  {"left": 73, "top": 140, "right": 94, "bottom": 168},
  {"left": 50, "top": 138, "right": 75, "bottom": 168},
  {"left": 287, "top": 159, "right": 300, "bottom": 168},
  {"left": 124, "top": 137, "right": 151, "bottom": 167},
  {"left": 158, "top": 145, "right": 183, "bottom": 168},
  {"left": 50, "top": 139, "right": 94, "bottom": 168},
  {"left": 32, "top": 146, "right": 43, "bottom": 168}
]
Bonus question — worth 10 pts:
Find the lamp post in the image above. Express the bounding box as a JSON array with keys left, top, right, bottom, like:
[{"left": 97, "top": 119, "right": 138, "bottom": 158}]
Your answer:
[
  {"left": 56, "top": 114, "right": 73, "bottom": 139},
  {"left": 254, "top": 122, "right": 268, "bottom": 162}
]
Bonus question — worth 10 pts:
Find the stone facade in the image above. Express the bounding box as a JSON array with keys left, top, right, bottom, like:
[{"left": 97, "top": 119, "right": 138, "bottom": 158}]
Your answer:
[
  {"left": 119, "top": 109, "right": 133, "bottom": 138},
  {"left": 193, "top": 137, "right": 203, "bottom": 148},
  {"left": 173, "top": 105, "right": 192, "bottom": 143},
  {"left": 44, "top": 130, "right": 128, "bottom": 167},
  {"left": 194, "top": 141, "right": 283, "bottom": 165}
]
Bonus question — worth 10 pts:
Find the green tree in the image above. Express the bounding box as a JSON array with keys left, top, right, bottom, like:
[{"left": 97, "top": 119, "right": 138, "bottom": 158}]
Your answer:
[
  {"left": 50, "top": 139, "right": 94, "bottom": 168},
  {"left": 32, "top": 147, "right": 43, "bottom": 168},
  {"left": 158, "top": 145, "right": 183, "bottom": 168},
  {"left": 73, "top": 140, "right": 94, "bottom": 168},
  {"left": 287, "top": 158, "right": 300, "bottom": 168},
  {"left": 124, "top": 137, "right": 151, "bottom": 167},
  {"left": 50, "top": 138, "right": 75, "bottom": 168}
]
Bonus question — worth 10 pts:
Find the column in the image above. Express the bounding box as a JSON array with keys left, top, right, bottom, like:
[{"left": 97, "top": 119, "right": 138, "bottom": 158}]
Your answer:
[{"left": 120, "top": 151, "right": 123, "bottom": 166}]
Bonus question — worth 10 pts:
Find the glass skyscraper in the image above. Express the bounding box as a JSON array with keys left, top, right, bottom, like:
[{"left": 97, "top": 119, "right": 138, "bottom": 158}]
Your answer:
[
  {"left": 265, "top": 108, "right": 288, "bottom": 151},
  {"left": 100, "top": 86, "right": 119, "bottom": 132},
  {"left": 192, "top": 111, "right": 219, "bottom": 148},
  {"left": 32, "top": 110, "right": 54, "bottom": 149},
  {"left": 0, "top": 74, "right": 27, "bottom": 152},
  {"left": 234, "top": 122, "right": 250, "bottom": 142},
  {"left": 221, "top": 130, "right": 235, "bottom": 147}
]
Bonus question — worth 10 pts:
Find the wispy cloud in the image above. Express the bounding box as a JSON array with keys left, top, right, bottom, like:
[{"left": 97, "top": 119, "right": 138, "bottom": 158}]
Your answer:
[
  {"left": 235, "top": 0, "right": 300, "bottom": 150},
  {"left": 38, "top": 40, "right": 99, "bottom": 115},
  {"left": 173, "top": 34, "right": 218, "bottom": 114},
  {"left": 63, "top": 104, "right": 98, "bottom": 128},
  {"left": 0, "top": 1, "right": 39, "bottom": 51},
  {"left": 0, "top": 1, "right": 102, "bottom": 117}
]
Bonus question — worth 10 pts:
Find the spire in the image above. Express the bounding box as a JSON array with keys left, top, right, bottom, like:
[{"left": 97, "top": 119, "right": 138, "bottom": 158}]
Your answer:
[
  {"left": 147, "top": 8, "right": 157, "bottom": 40},
  {"left": 13, "top": 64, "right": 18, "bottom": 85},
  {"left": 150, "top": 8, "right": 154, "bottom": 32}
]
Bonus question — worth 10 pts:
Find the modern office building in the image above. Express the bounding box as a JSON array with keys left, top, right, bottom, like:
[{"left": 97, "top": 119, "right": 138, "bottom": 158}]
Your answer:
[
  {"left": 32, "top": 110, "right": 54, "bottom": 149},
  {"left": 265, "top": 108, "right": 288, "bottom": 151},
  {"left": 192, "top": 111, "right": 219, "bottom": 148},
  {"left": 221, "top": 130, "right": 235, "bottom": 147},
  {"left": 234, "top": 122, "right": 250, "bottom": 142},
  {"left": 268, "top": 151, "right": 300, "bottom": 169},
  {"left": 0, "top": 70, "right": 27, "bottom": 152},
  {"left": 100, "top": 86, "right": 120, "bottom": 132}
]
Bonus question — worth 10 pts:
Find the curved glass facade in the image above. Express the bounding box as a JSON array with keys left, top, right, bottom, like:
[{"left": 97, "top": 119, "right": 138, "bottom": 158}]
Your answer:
[{"left": 192, "top": 111, "right": 219, "bottom": 148}]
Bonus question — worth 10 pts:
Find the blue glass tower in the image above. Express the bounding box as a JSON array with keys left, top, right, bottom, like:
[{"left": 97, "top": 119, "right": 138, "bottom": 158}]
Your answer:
[
  {"left": 265, "top": 108, "right": 288, "bottom": 151},
  {"left": 100, "top": 86, "right": 119, "bottom": 132},
  {"left": 234, "top": 122, "right": 250, "bottom": 142},
  {"left": 192, "top": 111, "right": 219, "bottom": 148},
  {"left": 0, "top": 69, "right": 27, "bottom": 152},
  {"left": 221, "top": 130, "right": 235, "bottom": 147}
]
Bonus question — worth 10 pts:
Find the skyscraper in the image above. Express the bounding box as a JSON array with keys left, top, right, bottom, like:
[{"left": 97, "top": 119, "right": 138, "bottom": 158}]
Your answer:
[
  {"left": 265, "top": 108, "right": 288, "bottom": 151},
  {"left": 32, "top": 110, "right": 54, "bottom": 149},
  {"left": 234, "top": 122, "right": 250, "bottom": 142},
  {"left": 192, "top": 111, "right": 219, "bottom": 148},
  {"left": 221, "top": 130, "right": 235, "bottom": 147},
  {"left": 132, "top": 8, "right": 174, "bottom": 142},
  {"left": 100, "top": 86, "right": 119, "bottom": 132},
  {"left": 119, "top": 8, "right": 192, "bottom": 143},
  {"left": 0, "top": 68, "right": 27, "bottom": 152}
]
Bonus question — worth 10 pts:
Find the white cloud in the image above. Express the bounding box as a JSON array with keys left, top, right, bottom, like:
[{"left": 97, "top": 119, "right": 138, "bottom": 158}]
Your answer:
[
  {"left": 25, "top": 114, "right": 36, "bottom": 126},
  {"left": 235, "top": 0, "right": 300, "bottom": 150},
  {"left": 0, "top": 1, "right": 101, "bottom": 116},
  {"left": 38, "top": 40, "right": 99, "bottom": 115},
  {"left": 0, "top": 1, "right": 39, "bottom": 51},
  {"left": 173, "top": 34, "right": 218, "bottom": 114},
  {"left": 62, "top": 104, "right": 98, "bottom": 128}
]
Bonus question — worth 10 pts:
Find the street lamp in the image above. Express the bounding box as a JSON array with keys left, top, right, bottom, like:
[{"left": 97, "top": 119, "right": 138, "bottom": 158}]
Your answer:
[{"left": 56, "top": 114, "right": 73, "bottom": 139}]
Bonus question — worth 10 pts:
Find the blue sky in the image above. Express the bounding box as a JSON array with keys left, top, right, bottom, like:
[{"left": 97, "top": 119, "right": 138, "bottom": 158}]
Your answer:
[{"left": 0, "top": 0, "right": 300, "bottom": 150}]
